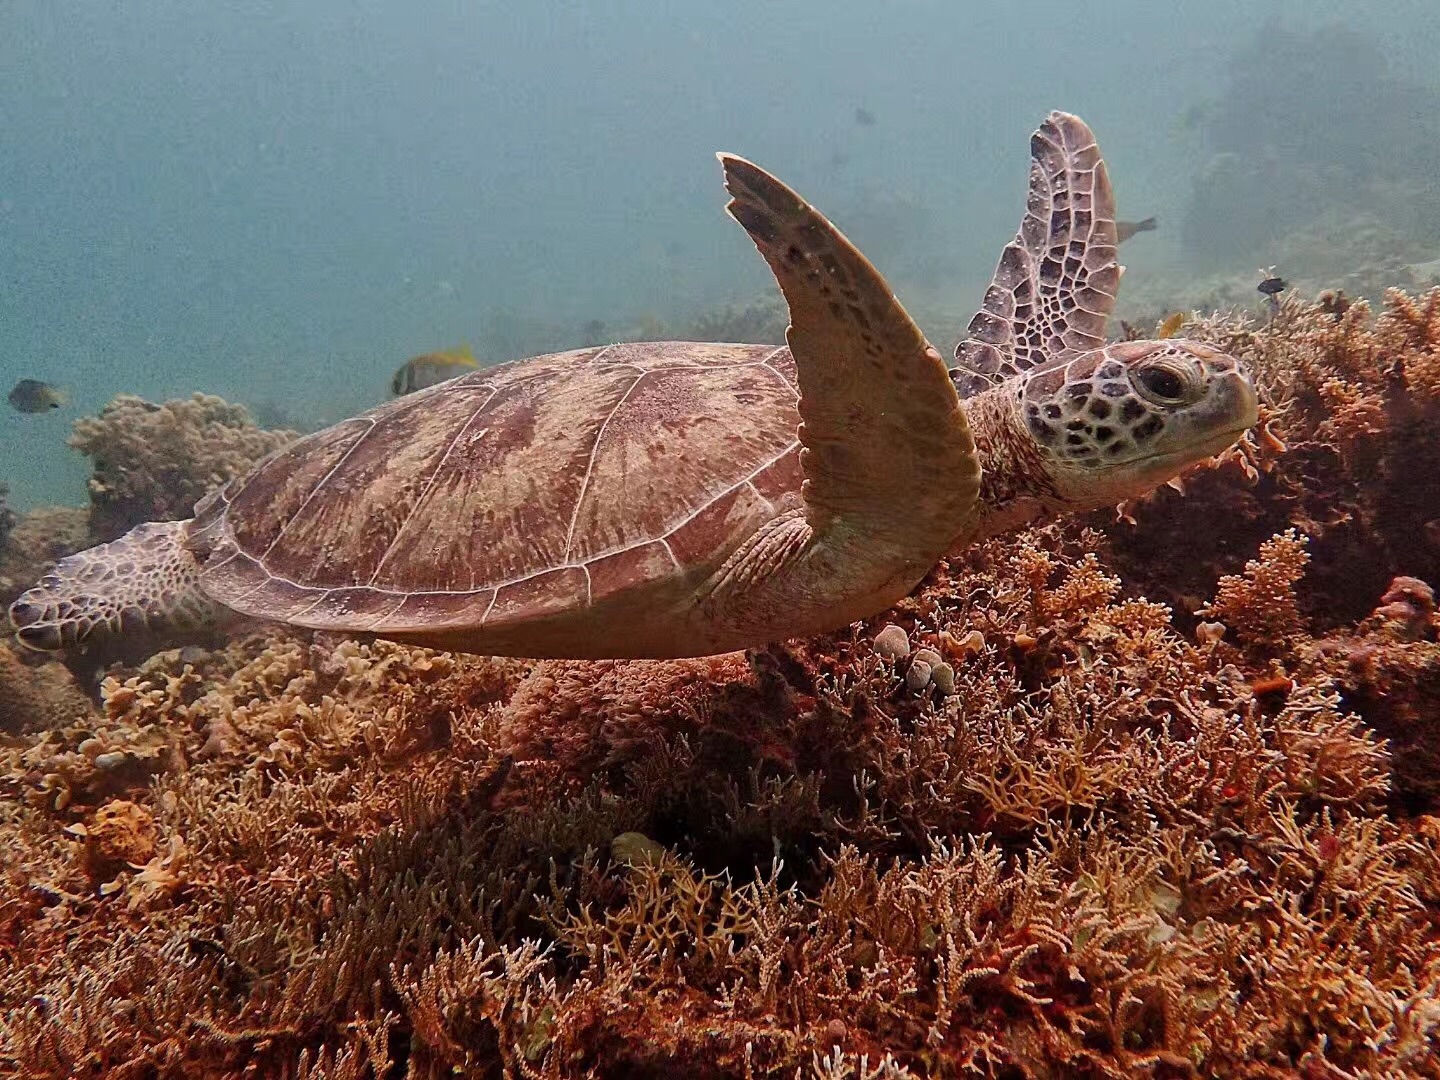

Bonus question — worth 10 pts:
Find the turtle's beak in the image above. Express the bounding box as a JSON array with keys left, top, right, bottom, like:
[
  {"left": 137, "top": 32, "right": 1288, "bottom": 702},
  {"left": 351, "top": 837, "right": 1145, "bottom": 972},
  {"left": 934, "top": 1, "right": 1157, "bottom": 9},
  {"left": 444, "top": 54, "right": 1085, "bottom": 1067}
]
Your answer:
[
  {"left": 1215, "top": 367, "right": 1260, "bottom": 435},
  {"left": 1164, "top": 365, "right": 1259, "bottom": 467}
]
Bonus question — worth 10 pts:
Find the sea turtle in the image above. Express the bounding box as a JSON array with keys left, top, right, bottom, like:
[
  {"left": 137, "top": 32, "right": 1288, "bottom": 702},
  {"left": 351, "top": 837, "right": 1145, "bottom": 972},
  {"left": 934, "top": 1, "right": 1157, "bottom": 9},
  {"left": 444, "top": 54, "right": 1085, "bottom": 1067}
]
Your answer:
[{"left": 9, "top": 112, "right": 1257, "bottom": 660}]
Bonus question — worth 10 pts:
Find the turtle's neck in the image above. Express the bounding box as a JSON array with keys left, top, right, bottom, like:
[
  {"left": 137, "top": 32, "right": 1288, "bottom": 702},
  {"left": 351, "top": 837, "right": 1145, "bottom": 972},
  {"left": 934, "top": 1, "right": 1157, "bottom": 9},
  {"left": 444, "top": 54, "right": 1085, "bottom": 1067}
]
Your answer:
[{"left": 950, "top": 385, "right": 1065, "bottom": 548}]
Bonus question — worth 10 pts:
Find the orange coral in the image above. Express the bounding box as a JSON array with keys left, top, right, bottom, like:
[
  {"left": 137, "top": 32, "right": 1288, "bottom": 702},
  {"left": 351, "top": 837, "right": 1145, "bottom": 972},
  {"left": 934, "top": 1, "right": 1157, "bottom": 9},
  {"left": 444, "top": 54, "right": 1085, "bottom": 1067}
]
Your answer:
[
  {"left": 1, "top": 525, "right": 1436, "bottom": 1076},
  {"left": 1202, "top": 529, "right": 1311, "bottom": 653},
  {"left": 0, "top": 642, "right": 96, "bottom": 736},
  {"left": 1101, "top": 288, "right": 1440, "bottom": 633},
  {"left": 5, "top": 296, "right": 1440, "bottom": 1076}
]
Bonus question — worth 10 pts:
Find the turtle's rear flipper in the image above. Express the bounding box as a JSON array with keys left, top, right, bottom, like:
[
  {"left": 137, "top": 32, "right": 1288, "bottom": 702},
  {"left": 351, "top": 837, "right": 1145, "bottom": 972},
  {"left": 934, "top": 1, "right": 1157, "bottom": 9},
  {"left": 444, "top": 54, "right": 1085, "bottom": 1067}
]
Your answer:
[{"left": 8, "top": 520, "right": 217, "bottom": 651}]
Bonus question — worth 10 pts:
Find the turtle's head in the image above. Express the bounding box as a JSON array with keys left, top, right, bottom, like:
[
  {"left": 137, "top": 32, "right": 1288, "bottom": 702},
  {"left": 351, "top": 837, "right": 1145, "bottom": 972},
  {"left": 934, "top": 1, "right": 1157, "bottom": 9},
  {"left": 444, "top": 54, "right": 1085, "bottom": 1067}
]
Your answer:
[{"left": 1016, "top": 340, "right": 1258, "bottom": 507}]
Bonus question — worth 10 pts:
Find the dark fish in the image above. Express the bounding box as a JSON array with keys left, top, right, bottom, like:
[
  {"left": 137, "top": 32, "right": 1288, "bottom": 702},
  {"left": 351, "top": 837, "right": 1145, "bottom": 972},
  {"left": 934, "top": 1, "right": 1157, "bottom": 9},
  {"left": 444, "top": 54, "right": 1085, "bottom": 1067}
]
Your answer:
[
  {"left": 853, "top": 106, "right": 876, "bottom": 127},
  {"left": 8, "top": 379, "right": 67, "bottom": 413},
  {"left": 1116, "top": 217, "right": 1157, "bottom": 243},
  {"left": 391, "top": 345, "right": 479, "bottom": 396},
  {"left": 1257, "top": 276, "right": 1287, "bottom": 296}
]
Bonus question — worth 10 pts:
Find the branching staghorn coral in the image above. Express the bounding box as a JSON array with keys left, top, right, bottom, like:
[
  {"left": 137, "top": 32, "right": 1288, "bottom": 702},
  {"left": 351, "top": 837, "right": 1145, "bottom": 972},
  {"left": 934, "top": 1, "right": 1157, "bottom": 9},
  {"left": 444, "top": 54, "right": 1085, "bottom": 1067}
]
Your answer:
[
  {"left": 1100, "top": 287, "right": 1440, "bottom": 631},
  {"left": 2, "top": 513, "right": 1435, "bottom": 1078},
  {"left": 1201, "top": 529, "right": 1311, "bottom": 654}
]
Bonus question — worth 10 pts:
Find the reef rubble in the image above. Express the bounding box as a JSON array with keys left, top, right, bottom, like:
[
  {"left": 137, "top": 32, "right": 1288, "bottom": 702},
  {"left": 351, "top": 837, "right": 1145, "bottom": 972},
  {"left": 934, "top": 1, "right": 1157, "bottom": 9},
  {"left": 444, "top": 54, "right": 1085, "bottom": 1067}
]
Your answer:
[{"left": 1, "top": 292, "right": 1439, "bottom": 1077}]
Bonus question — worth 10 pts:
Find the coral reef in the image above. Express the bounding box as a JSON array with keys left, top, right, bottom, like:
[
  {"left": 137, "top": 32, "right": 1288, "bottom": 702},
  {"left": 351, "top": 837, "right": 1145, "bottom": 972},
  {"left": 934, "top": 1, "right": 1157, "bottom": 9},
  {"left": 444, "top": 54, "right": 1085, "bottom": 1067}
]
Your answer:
[
  {"left": 67, "top": 394, "right": 297, "bottom": 542},
  {"left": 1099, "top": 287, "right": 1440, "bottom": 631},
  {"left": 3, "top": 291, "right": 1440, "bottom": 1076},
  {"left": 0, "top": 394, "right": 294, "bottom": 681},
  {"left": 1302, "top": 578, "right": 1440, "bottom": 816},
  {"left": 685, "top": 295, "right": 788, "bottom": 345},
  {"left": 604, "top": 295, "right": 789, "bottom": 348},
  {"left": 1, "top": 519, "right": 1437, "bottom": 1077},
  {"left": 1097, "top": 288, "right": 1440, "bottom": 815},
  {"left": 0, "top": 505, "right": 90, "bottom": 612},
  {"left": 0, "top": 642, "right": 97, "bottom": 736},
  {"left": 0, "top": 483, "right": 16, "bottom": 552}
]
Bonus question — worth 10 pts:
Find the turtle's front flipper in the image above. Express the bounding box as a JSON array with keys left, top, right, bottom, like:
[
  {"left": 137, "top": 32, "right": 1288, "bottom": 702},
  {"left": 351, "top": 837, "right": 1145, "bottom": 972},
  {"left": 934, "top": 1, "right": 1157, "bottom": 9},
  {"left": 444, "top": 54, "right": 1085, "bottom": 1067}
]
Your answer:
[
  {"left": 8, "top": 520, "right": 218, "bottom": 651},
  {"left": 718, "top": 154, "right": 980, "bottom": 555},
  {"left": 951, "top": 111, "right": 1122, "bottom": 397}
]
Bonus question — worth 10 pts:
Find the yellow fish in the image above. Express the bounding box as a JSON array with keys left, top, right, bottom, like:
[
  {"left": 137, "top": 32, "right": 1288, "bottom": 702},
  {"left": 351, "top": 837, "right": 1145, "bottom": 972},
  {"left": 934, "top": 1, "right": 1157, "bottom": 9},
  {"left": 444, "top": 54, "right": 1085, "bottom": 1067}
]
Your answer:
[
  {"left": 1157, "top": 312, "right": 1186, "bottom": 339},
  {"left": 8, "top": 378, "right": 68, "bottom": 413},
  {"left": 391, "top": 345, "right": 479, "bottom": 396}
]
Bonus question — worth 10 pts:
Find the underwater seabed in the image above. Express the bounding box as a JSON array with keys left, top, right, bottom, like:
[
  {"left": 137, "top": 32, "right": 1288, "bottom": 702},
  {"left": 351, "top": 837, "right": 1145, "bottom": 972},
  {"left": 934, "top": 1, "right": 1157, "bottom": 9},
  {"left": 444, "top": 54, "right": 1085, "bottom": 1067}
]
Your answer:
[{"left": 3, "top": 288, "right": 1440, "bottom": 1076}]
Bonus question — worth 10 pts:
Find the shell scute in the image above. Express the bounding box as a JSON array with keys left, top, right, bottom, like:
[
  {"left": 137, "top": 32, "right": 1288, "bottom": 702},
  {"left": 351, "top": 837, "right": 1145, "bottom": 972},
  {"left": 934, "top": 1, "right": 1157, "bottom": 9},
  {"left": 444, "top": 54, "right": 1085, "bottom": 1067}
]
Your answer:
[
  {"left": 225, "top": 568, "right": 317, "bottom": 622},
  {"left": 226, "top": 418, "right": 371, "bottom": 554},
  {"left": 388, "top": 589, "right": 494, "bottom": 631},
  {"left": 586, "top": 540, "right": 678, "bottom": 602},
  {"left": 298, "top": 587, "right": 405, "bottom": 628},
  {"left": 198, "top": 343, "right": 806, "bottom": 631},
  {"left": 565, "top": 361, "right": 796, "bottom": 563},
  {"left": 490, "top": 566, "right": 590, "bottom": 624},
  {"left": 288, "top": 382, "right": 533, "bottom": 589},
  {"left": 752, "top": 447, "right": 804, "bottom": 503},
  {"left": 370, "top": 366, "right": 638, "bottom": 591},
  {"left": 666, "top": 483, "right": 773, "bottom": 569}
]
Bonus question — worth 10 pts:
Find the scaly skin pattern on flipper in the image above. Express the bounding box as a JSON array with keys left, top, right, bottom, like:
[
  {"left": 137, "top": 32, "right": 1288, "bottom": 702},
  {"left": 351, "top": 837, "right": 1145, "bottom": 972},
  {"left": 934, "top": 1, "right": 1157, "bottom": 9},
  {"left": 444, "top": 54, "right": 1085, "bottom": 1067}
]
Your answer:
[
  {"left": 715, "top": 155, "right": 980, "bottom": 540},
  {"left": 9, "top": 520, "right": 218, "bottom": 651},
  {"left": 703, "top": 153, "right": 981, "bottom": 644},
  {"left": 952, "top": 111, "right": 1122, "bottom": 398}
]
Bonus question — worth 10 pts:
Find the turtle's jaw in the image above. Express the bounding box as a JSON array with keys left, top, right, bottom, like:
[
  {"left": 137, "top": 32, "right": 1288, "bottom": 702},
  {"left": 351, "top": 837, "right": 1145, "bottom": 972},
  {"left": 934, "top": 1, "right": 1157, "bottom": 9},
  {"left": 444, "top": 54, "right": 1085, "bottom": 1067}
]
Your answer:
[
  {"left": 1068, "top": 367, "right": 1258, "bottom": 500},
  {"left": 1098, "top": 423, "right": 1247, "bottom": 486},
  {"left": 1136, "top": 367, "right": 1256, "bottom": 464}
]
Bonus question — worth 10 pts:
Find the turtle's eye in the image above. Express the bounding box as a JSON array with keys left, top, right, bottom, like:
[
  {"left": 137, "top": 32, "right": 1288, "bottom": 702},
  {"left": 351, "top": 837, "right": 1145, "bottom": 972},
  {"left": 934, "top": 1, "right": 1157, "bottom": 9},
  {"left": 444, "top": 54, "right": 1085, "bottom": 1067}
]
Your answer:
[{"left": 1134, "top": 363, "right": 1190, "bottom": 405}]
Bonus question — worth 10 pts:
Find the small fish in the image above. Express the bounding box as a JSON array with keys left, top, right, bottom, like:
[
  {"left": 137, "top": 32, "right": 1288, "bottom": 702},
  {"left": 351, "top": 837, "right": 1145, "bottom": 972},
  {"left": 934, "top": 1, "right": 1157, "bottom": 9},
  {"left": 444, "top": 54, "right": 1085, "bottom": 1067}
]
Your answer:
[
  {"left": 853, "top": 106, "right": 877, "bottom": 127},
  {"left": 1258, "top": 276, "right": 1287, "bottom": 321},
  {"left": 8, "top": 379, "right": 67, "bottom": 413},
  {"left": 1157, "top": 312, "right": 1186, "bottom": 339},
  {"left": 391, "top": 345, "right": 479, "bottom": 396},
  {"left": 1116, "top": 217, "right": 1157, "bottom": 243}
]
